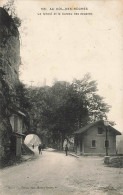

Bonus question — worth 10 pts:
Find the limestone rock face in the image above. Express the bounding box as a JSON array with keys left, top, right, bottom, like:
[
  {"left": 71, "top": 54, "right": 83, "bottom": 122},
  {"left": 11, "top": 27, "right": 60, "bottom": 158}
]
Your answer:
[
  {"left": 0, "top": 7, "right": 20, "bottom": 87},
  {"left": 0, "top": 7, "right": 20, "bottom": 163}
]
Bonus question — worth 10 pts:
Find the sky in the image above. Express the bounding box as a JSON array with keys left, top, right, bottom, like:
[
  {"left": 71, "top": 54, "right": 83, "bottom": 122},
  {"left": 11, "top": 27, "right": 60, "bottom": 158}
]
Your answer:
[{"left": 1, "top": 0, "right": 123, "bottom": 133}]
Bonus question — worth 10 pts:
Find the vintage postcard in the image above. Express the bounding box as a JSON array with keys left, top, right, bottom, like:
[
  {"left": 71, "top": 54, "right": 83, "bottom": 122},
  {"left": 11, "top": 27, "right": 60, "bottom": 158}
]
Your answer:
[{"left": 0, "top": 0, "right": 123, "bottom": 194}]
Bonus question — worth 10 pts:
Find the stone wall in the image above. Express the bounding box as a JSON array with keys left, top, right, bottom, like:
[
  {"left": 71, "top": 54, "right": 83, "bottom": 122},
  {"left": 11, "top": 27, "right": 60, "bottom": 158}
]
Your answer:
[
  {"left": 104, "top": 156, "right": 123, "bottom": 168},
  {"left": 0, "top": 7, "right": 20, "bottom": 86},
  {"left": 0, "top": 7, "right": 20, "bottom": 164}
]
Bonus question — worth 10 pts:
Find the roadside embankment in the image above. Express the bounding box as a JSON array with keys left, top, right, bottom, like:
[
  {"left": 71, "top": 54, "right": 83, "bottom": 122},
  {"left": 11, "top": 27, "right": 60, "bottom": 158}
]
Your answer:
[{"left": 104, "top": 156, "right": 123, "bottom": 168}]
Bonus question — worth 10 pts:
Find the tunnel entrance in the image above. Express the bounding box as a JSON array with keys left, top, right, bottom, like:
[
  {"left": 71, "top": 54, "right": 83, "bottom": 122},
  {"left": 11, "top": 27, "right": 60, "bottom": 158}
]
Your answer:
[
  {"left": 24, "top": 134, "right": 42, "bottom": 148},
  {"left": 21, "top": 134, "right": 42, "bottom": 155}
]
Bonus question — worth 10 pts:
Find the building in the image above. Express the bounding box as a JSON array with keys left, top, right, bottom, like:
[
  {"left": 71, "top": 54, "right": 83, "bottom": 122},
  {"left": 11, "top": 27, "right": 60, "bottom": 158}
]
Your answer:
[
  {"left": 117, "top": 135, "right": 123, "bottom": 154},
  {"left": 74, "top": 120, "right": 121, "bottom": 156},
  {"left": 10, "top": 110, "right": 26, "bottom": 157}
]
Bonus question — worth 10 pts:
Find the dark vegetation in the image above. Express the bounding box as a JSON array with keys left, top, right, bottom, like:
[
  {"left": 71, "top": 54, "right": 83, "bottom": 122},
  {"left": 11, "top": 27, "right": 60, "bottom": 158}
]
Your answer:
[
  {"left": 20, "top": 74, "right": 112, "bottom": 149},
  {"left": 3, "top": 0, "right": 21, "bottom": 28}
]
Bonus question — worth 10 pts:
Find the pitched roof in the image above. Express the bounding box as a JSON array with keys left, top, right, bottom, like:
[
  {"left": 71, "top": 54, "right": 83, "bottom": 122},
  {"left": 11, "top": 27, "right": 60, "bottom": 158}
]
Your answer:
[{"left": 74, "top": 120, "right": 121, "bottom": 135}]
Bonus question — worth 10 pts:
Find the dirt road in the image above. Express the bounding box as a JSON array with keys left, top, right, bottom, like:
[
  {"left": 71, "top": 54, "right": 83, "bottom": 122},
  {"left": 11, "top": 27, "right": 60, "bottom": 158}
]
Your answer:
[{"left": 0, "top": 148, "right": 123, "bottom": 195}]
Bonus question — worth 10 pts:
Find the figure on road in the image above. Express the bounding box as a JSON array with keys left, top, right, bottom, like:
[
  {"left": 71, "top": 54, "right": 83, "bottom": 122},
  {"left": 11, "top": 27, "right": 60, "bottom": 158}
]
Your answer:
[
  {"left": 32, "top": 144, "right": 34, "bottom": 149},
  {"left": 38, "top": 144, "right": 42, "bottom": 154},
  {"left": 65, "top": 145, "right": 68, "bottom": 156}
]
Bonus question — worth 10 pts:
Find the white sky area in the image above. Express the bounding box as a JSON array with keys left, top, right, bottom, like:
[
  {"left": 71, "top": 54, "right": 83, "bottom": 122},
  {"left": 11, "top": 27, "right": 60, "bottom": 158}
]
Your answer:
[
  {"left": 1, "top": 0, "right": 123, "bottom": 133},
  {"left": 24, "top": 134, "right": 34, "bottom": 144}
]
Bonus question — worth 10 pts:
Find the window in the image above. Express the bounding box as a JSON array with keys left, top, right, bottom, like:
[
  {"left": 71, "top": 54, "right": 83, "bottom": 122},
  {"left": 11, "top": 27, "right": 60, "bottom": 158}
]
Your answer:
[
  {"left": 91, "top": 140, "right": 96, "bottom": 148},
  {"left": 105, "top": 140, "right": 109, "bottom": 148},
  {"left": 98, "top": 127, "right": 103, "bottom": 134}
]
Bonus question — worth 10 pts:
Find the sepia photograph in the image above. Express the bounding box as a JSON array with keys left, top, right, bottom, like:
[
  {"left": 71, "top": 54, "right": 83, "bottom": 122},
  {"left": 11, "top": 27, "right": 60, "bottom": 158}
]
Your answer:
[{"left": 0, "top": 0, "right": 123, "bottom": 194}]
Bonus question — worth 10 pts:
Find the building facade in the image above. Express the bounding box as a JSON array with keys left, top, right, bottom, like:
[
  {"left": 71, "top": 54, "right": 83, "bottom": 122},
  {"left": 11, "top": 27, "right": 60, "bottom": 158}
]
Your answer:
[
  {"left": 74, "top": 120, "right": 121, "bottom": 156},
  {"left": 10, "top": 111, "right": 26, "bottom": 157}
]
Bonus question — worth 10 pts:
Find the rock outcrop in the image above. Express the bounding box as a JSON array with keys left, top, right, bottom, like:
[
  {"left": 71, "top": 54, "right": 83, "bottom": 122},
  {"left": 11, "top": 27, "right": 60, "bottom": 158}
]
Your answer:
[{"left": 0, "top": 7, "right": 20, "bottom": 164}]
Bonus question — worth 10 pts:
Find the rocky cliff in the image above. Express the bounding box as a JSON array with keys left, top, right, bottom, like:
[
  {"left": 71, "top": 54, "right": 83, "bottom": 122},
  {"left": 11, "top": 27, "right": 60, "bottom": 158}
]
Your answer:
[{"left": 0, "top": 7, "right": 20, "bottom": 164}]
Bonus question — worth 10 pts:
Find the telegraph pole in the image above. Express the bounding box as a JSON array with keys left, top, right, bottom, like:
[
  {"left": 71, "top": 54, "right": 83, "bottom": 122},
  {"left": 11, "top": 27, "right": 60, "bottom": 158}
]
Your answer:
[{"left": 104, "top": 120, "right": 109, "bottom": 156}]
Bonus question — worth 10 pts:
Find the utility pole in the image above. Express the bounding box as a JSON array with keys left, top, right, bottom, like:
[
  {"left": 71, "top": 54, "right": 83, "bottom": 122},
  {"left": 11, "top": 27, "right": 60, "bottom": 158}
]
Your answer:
[
  {"left": 104, "top": 120, "right": 109, "bottom": 156},
  {"left": 105, "top": 126, "right": 108, "bottom": 156}
]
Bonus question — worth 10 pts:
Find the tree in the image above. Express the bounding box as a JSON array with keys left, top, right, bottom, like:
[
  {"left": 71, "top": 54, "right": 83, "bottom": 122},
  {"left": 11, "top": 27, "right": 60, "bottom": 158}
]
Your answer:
[
  {"left": 10, "top": 82, "right": 32, "bottom": 129},
  {"left": 72, "top": 73, "right": 110, "bottom": 122},
  {"left": 15, "top": 82, "right": 31, "bottom": 111},
  {"left": 25, "top": 74, "right": 111, "bottom": 149}
]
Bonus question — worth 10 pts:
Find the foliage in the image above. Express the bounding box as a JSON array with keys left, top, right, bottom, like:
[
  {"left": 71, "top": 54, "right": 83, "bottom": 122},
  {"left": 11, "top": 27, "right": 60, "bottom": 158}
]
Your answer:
[
  {"left": 15, "top": 82, "right": 31, "bottom": 112},
  {"left": 14, "top": 82, "right": 31, "bottom": 128},
  {"left": 26, "top": 74, "right": 111, "bottom": 148},
  {"left": 3, "top": 0, "right": 21, "bottom": 27}
]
